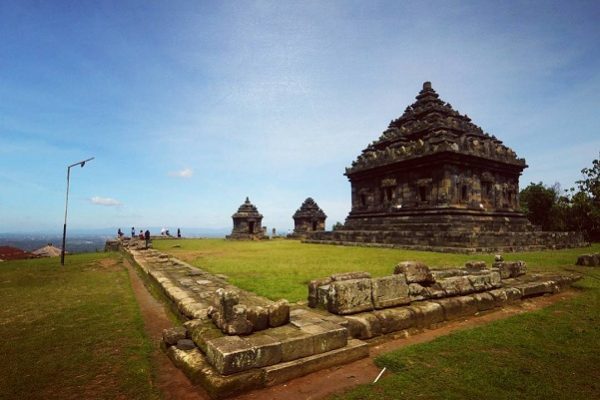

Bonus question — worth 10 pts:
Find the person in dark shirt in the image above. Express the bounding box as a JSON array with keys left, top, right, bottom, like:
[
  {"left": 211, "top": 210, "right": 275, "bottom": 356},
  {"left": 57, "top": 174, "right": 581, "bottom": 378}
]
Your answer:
[{"left": 144, "top": 230, "right": 150, "bottom": 249}]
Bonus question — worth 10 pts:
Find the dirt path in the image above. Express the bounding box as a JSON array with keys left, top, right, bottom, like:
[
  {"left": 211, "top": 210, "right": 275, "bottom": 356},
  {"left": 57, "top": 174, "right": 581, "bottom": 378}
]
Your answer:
[
  {"left": 124, "top": 259, "right": 212, "bottom": 400},
  {"left": 124, "top": 258, "right": 578, "bottom": 400}
]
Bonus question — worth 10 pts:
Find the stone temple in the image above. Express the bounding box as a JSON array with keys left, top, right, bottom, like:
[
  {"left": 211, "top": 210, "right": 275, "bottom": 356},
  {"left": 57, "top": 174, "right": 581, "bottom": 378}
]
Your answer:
[
  {"left": 309, "top": 82, "right": 585, "bottom": 252},
  {"left": 291, "top": 197, "right": 327, "bottom": 237},
  {"left": 226, "top": 197, "right": 266, "bottom": 240}
]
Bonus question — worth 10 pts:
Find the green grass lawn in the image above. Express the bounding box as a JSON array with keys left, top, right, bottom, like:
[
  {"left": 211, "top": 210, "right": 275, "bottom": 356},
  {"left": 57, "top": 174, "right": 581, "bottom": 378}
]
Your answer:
[
  {"left": 155, "top": 239, "right": 600, "bottom": 302},
  {"left": 0, "top": 253, "right": 159, "bottom": 400}
]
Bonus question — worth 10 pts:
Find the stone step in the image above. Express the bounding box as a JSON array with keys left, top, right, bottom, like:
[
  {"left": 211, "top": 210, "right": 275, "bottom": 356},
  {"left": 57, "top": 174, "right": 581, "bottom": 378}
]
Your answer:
[
  {"left": 205, "top": 320, "right": 348, "bottom": 375},
  {"left": 167, "top": 339, "right": 369, "bottom": 399},
  {"left": 263, "top": 339, "right": 368, "bottom": 386}
]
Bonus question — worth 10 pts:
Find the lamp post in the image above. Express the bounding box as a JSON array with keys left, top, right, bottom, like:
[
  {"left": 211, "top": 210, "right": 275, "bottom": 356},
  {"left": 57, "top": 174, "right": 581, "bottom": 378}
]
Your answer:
[{"left": 61, "top": 157, "right": 94, "bottom": 266}]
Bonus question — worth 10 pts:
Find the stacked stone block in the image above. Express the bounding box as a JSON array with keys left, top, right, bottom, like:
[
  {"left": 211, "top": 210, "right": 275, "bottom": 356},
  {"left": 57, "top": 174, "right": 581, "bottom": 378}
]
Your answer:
[{"left": 309, "top": 260, "right": 581, "bottom": 339}]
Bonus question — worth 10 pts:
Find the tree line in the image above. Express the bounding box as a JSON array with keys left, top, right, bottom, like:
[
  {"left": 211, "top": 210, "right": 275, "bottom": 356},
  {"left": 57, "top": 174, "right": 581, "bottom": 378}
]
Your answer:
[{"left": 519, "top": 157, "right": 600, "bottom": 241}]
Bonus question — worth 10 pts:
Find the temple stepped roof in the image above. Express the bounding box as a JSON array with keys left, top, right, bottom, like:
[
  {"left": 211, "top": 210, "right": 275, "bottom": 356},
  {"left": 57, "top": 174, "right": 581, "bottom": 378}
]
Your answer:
[
  {"left": 232, "top": 197, "right": 263, "bottom": 219},
  {"left": 293, "top": 197, "right": 327, "bottom": 219},
  {"left": 346, "top": 82, "right": 526, "bottom": 175}
]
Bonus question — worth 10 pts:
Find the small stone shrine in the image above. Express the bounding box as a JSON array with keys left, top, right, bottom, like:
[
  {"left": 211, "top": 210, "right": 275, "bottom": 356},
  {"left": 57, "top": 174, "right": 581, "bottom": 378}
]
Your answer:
[
  {"left": 291, "top": 197, "right": 327, "bottom": 237},
  {"left": 308, "top": 82, "right": 586, "bottom": 252},
  {"left": 226, "top": 197, "right": 266, "bottom": 240}
]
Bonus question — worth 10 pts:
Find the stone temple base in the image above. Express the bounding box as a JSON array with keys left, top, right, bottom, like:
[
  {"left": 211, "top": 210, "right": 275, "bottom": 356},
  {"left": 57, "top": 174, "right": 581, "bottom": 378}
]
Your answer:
[
  {"left": 306, "top": 211, "right": 586, "bottom": 253},
  {"left": 225, "top": 233, "right": 266, "bottom": 240}
]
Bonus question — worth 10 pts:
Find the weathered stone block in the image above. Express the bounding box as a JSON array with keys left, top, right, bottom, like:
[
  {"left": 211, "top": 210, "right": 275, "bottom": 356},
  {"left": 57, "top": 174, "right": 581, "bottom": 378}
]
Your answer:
[
  {"left": 163, "top": 326, "right": 187, "bottom": 346},
  {"left": 394, "top": 261, "right": 435, "bottom": 284},
  {"left": 496, "top": 261, "right": 527, "bottom": 279},
  {"left": 504, "top": 287, "right": 522, "bottom": 302},
  {"left": 408, "top": 282, "right": 429, "bottom": 301},
  {"left": 488, "top": 288, "right": 509, "bottom": 307},
  {"left": 468, "top": 273, "right": 496, "bottom": 291},
  {"left": 465, "top": 261, "right": 487, "bottom": 272},
  {"left": 300, "top": 321, "right": 348, "bottom": 354},
  {"left": 517, "top": 282, "right": 553, "bottom": 298},
  {"left": 331, "top": 271, "right": 372, "bottom": 281},
  {"left": 225, "top": 305, "right": 253, "bottom": 335},
  {"left": 278, "top": 329, "right": 315, "bottom": 362},
  {"left": 244, "top": 334, "right": 283, "bottom": 368},
  {"left": 373, "top": 307, "right": 416, "bottom": 334},
  {"left": 344, "top": 312, "right": 382, "bottom": 339},
  {"left": 308, "top": 277, "right": 332, "bottom": 308},
  {"left": 268, "top": 300, "right": 290, "bottom": 327},
  {"left": 167, "top": 347, "right": 264, "bottom": 397},
  {"left": 317, "top": 285, "right": 330, "bottom": 309},
  {"left": 437, "top": 276, "right": 474, "bottom": 296},
  {"left": 205, "top": 336, "right": 254, "bottom": 375},
  {"left": 205, "top": 334, "right": 282, "bottom": 375},
  {"left": 176, "top": 338, "right": 196, "bottom": 350},
  {"left": 407, "top": 301, "right": 444, "bottom": 328},
  {"left": 328, "top": 278, "right": 373, "bottom": 315},
  {"left": 471, "top": 292, "right": 496, "bottom": 311},
  {"left": 431, "top": 269, "right": 468, "bottom": 280},
  {"left": 246, "top": 306, "right": 269, "bottom": 331},
  {"left": 435, "top": 296, "right": 478, "bottom": 320},
  {"left": 263, "top": 339, "right": 369, "bottom": 387},
  {"left": 371, "top": 274, "right": 410, "bottom": 309},
  {"left": 189, "top": 321, "right": 224, "bottom": 354},
  {"left": 426, "top": 283, "right": 447, "bottom": 299}
]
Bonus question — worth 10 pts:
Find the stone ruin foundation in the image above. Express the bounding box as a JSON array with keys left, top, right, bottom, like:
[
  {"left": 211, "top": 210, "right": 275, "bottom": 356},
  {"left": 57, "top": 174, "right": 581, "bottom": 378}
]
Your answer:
[
  {"left": 117, "top": 239, "right": 581, "bottom": 399},
  {"left": 307, "top": 82, "right": 586, "bottom": 252}
]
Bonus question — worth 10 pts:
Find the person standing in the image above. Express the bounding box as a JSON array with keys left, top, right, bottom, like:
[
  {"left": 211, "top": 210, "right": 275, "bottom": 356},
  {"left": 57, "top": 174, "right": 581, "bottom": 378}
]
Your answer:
[
  {"left": 144, "top": 230, "right": 151, "bottom": 249},
  {"left": 177, "top": 228, "right": 181, "bottom": 238},
  {"left": 131, "top": 227, "right": 135, "bottom": 238}
]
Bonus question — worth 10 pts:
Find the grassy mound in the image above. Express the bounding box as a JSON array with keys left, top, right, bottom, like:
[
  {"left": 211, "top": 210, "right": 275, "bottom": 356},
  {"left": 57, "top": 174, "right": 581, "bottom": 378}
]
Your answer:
[{"left": 0, "top": 253, "right": 158, "bottom": 400}]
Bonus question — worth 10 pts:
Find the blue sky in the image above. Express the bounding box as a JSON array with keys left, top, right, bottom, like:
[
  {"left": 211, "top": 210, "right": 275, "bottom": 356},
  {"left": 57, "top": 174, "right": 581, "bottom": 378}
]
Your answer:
[{"left": 1, "top": 0, "right": 599, "bottom": 234}]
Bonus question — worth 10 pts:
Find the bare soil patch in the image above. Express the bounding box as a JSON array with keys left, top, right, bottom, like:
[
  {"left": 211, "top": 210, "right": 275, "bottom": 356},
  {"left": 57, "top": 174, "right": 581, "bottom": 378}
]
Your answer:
[{"left": 124, "top": 259, "right": 211, "bottom": 400}]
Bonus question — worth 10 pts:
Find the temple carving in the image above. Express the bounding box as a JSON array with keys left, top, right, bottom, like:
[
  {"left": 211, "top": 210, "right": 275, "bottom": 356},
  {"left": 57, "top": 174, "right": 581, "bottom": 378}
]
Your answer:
[
  {"left": 226, "top": 197, "right": 266, "bottom": 240},
  {"left": 308, "top": 82, "right": 586, "bottom": 252},
  {"left": 291, "top": 198, "right": 327, "bottom": 237}
]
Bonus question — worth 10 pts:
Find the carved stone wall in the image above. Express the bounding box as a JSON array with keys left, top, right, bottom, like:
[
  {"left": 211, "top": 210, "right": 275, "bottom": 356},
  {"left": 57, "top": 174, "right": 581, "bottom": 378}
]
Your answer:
[
  {"left": 226, "top": 197, "right": 266, "bottom": 240},
  {"left": 292, "top": 198, "right": 327, "bottom": 237},
  {"left": 309, "top": 82, "right": 586, "bottom": 251}
]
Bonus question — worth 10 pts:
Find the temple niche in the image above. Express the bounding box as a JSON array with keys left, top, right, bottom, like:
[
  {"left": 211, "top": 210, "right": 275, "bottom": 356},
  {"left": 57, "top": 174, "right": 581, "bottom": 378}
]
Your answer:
[
  {"left": 291, "top": 198, "right": 327, "bottom": 237},
  {"left": 226, "top": 197, "right": 266, "bottom": 240},
  {"left": 308, "top": 82, "right": 585, "bottom": 252}
]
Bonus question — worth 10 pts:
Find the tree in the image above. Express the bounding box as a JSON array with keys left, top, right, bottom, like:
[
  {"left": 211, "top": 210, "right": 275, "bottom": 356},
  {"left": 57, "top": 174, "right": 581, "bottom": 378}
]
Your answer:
[
  {"left": 519, "top": 182, "right": 558, "bottom": 230},
  {"left": 573, "top": 156, "right": 600, "bottom": 240}
]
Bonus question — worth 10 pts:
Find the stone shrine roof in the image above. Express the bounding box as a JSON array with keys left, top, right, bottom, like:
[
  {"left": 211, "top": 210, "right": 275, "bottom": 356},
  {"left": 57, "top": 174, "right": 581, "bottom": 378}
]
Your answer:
[
  {"left": 346, "top": 82, "right": 527, "bottom": 175},
  {"left": 293, "top": 198, "right": 327, "bottom": 219},
  {"left": 232, "top": 197, "right": 263, "bottom": 219}
]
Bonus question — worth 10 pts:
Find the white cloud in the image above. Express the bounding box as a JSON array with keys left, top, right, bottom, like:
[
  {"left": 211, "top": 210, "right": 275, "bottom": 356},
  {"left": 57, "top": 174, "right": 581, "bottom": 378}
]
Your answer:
[
  {"left": 169, "top": 168, "right": 193, "bottom": 178},
  {"left": 90, "top": 196, "right": 122, "bottom": 206}
]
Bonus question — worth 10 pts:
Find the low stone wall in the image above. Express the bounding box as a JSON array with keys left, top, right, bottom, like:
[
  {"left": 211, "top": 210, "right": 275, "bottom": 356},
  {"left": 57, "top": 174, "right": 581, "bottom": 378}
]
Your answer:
[
  {"left": 308, "top": 259, "right": 581, "bottom": 339},
  {"left": 121, "top": 243, "right": 368, "bottom": 399}
]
